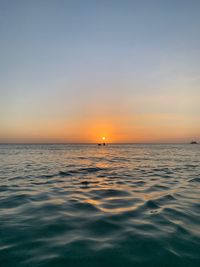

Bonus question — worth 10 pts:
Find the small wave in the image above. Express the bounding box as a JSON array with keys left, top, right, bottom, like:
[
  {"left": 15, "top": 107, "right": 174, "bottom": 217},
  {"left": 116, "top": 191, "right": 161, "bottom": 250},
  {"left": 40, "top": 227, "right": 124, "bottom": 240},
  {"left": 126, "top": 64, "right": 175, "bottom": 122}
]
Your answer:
[
  {"left": 90, "top": 188, "right": 132, "bottom": 198},
  {"left": 185, "top": 164, "right": 198, "bottom": 168},
  {"left": 79, "top": 167, "right": 105, "bottom": 173},
  {"left": 145, "top": 199, "right": 160, "bottom": 209},
  {"left": 59, "top": 171, "right": 72, "bottom": 176},
  {"left": 40, "top": 174, "right": 56, "bottom": 178},
  {"left": 145, "top": 184, "right": 169, "bottom": 192},
  {"left": 157, "top": 193, "right": 176, "bottom": 202},
  {"left": 189, "top": 177, "right": 200, "bottom": 183},
  {"left": 8, "top": 167, "right": 108, "bottom": 181},
  {"left": 59, "top": 167, "right": 106, "bottom": 176}
]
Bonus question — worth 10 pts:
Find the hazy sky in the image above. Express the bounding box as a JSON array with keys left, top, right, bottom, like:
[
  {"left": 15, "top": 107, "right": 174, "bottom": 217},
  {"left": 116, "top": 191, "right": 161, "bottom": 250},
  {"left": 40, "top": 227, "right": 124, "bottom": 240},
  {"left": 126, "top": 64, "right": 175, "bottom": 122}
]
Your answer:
[{"left": 0, "top": 0, "right": 200, "bottom": 143}]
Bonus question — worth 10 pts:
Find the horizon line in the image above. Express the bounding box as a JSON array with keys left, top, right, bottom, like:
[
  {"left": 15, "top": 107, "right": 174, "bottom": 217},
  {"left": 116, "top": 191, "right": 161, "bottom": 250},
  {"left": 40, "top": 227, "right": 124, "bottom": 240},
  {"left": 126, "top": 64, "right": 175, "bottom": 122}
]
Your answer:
[{"left": 0, "top": 142, "right": 198, "bottom": 145}]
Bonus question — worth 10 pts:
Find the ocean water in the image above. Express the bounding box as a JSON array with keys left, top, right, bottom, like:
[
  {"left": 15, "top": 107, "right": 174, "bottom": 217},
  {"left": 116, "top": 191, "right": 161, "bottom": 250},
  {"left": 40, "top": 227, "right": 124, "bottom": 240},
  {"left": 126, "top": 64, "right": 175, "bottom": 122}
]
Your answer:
[{"left": 0, "top": 144, "right": 200, "bottom": 267}]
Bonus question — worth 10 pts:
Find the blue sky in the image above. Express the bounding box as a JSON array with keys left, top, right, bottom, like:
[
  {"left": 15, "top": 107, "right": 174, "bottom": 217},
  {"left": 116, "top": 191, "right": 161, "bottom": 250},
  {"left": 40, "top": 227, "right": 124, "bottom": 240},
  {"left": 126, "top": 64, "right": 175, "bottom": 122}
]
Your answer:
[{"left": 0, "top": 0, "right": 200, "bottom": 142}]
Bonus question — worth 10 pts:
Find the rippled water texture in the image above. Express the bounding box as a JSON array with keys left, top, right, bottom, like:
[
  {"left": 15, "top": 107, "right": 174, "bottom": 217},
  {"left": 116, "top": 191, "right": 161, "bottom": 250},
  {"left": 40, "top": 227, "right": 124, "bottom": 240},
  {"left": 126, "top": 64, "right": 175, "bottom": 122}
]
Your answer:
[{"left": 0, "top": 144, "right": 200, "bottom": 267}]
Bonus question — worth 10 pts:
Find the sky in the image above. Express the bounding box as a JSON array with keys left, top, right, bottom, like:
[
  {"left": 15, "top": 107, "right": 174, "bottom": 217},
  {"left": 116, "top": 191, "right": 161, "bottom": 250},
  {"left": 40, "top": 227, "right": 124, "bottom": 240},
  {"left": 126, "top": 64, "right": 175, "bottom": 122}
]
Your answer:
[{"left": 0, "top": 0, "right": 200, "bottom": 143}]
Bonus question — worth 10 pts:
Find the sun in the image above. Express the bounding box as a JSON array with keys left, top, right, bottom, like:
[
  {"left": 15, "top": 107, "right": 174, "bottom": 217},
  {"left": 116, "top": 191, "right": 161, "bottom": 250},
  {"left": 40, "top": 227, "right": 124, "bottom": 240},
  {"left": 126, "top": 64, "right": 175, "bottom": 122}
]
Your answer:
[{"left": 102, "top": 137, "right": 106, "bottom": 141}]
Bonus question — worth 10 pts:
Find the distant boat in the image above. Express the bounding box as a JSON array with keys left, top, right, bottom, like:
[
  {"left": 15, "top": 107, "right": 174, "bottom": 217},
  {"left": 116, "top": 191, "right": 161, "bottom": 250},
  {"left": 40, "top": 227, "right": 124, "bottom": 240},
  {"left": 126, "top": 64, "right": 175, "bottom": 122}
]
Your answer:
[{"left": 190, "top": 141, "right": 198, "bottom": 144}]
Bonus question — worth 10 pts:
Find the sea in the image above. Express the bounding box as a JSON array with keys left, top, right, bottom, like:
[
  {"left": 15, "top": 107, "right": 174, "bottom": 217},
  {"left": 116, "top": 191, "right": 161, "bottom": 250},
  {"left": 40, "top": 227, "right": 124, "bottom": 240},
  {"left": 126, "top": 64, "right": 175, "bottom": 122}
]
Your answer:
[{"left": 0, "top": 144, "right": 200, "bottom": 267}]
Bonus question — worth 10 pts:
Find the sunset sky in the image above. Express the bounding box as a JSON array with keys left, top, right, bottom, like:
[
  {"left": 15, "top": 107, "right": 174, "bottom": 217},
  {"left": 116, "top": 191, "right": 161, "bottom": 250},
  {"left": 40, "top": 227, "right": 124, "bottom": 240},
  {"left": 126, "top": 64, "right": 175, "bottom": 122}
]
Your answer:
[{"left": 0, "top": 0, "right": 200, "bottom": 143}]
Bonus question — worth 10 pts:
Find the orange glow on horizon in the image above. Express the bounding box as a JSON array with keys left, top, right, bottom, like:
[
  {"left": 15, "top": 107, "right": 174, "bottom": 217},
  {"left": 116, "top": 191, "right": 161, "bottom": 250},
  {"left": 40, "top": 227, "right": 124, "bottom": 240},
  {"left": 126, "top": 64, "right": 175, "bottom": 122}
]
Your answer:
[{"left": 0, "top": 113, "right": 199, "bottom": 143}]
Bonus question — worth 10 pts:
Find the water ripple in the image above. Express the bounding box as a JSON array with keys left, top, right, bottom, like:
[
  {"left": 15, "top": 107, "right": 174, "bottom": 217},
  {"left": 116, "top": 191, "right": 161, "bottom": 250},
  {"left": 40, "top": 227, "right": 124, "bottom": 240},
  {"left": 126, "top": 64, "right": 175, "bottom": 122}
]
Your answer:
[{"left": 0, "top": 144, "right": 200, "bottom": 266}]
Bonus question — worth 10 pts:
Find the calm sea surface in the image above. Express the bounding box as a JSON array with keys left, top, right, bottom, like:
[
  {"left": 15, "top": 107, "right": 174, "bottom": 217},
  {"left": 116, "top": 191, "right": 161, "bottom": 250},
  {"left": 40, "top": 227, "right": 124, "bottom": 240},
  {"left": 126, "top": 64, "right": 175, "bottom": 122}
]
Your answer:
[{"left": 0, "top": 144, "right": 200, "bottom": 267}]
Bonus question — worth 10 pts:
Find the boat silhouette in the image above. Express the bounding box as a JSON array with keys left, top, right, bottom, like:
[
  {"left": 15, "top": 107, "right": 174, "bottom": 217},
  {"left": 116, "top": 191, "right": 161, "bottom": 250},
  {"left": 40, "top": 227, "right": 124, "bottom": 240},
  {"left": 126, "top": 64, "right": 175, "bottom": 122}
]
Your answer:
[{"left": 190, "top": 141, "right": 198, "bottom": 144}]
